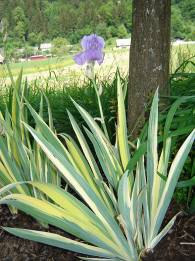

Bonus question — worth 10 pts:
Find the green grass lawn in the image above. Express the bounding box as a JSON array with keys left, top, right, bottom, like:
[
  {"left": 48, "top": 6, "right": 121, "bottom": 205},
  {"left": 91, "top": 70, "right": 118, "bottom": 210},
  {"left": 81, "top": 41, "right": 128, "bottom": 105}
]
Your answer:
[
  {"left": 0, "top": 43, "right": 194, "bottom": 79},
  {"left": 0, "top": 56, "right": 74, "bottom": 78}
]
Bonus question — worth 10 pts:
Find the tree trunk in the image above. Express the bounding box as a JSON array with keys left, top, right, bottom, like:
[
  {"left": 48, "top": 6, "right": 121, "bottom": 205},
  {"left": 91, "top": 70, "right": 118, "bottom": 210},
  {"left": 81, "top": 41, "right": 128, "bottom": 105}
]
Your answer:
[{"left": 128, "top": 0, "right": 171, "bottom": 138}]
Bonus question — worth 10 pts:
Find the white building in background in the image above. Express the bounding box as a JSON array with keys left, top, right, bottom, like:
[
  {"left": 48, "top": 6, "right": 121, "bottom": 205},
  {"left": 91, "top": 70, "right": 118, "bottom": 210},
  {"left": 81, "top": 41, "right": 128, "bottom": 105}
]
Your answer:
[
  {"left": 0, "top": 54, "right": 4, "bottom": 64},
  {"left": 40, "top": 43, "right": 52, "bottom": 52},
  {"left": 116, "top": 38, "right": 131, "bottom": 48},
  {"left": 172, "top": 40, "right": 195, "bottom": 45}
]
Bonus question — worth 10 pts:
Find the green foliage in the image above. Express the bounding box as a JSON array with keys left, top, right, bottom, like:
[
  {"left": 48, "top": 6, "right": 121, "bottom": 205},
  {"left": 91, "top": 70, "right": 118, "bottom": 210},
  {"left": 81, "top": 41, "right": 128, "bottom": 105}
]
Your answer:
[
  {"left": 12, "top": 6, "right": 27, "bottom": 42},
  {"left": 0, "top": 73, "right": 120, "bottom": 139},
  {"left": 160, "top": 59, "right": 195, "bottom": 210},
  {"left": 0, "top": 70, "right": 60, "bottom": 212},
  {"left": 0, "top": 0, "right": 193, "bottom": 47},
  {"left": 171, "top": 0, "right": 195, "bottom": 40},
  {"left": 170, "top": 82, "right": 195, "bottom": 210},
  {"left": 23, "top": 44, "right": 35, "bottom": 58},
  {"left": 0, "top": 78, "right": 194, "bottom": 260},
  {"left": 51, "top": 37, "right": 70, "bottom": 56},
  {"left": 0, "top": 61, "right": 194, "bottom": 212},
  {"left": 28, "top": 32, "right": 43, "bottom": 47},
  {"left": 171, "top": 6, "right": 186, "bottom": 39},
  {"left": 96, "top": 23, "right": 111, "bottom": 40},
  {"left": 117, "top": 24, "right": 128, "bottom": 38}
]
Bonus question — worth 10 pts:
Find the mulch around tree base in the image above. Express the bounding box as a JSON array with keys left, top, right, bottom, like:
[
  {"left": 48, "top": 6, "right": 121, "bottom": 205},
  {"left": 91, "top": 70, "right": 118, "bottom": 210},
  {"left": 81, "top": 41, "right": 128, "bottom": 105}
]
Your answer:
[{"left": 0, "top": 204, "right": 195, "bottom": 261}]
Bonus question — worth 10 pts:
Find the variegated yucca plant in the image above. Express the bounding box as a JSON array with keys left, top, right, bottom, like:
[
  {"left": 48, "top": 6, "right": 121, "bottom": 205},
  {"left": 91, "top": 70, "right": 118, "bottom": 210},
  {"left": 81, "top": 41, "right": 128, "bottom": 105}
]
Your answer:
[
  {"left": 0, "top": 70, "right": 60, "bottom": 210},
  {"left": 0, "top": 75, "right": 194, "bottom": 261}
]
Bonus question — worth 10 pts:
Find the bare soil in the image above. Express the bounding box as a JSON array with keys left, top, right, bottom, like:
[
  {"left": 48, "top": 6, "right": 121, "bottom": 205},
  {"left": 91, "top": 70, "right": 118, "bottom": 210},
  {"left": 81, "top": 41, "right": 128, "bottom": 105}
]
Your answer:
[
  {"left": 0, "top": 203, "right": 194, "bottom": 261},
  {"left": 143, "top": 215, "right": 195, "bottom": 261},
  {"left": 0, "top": 205, "right": 78, "bottom": 261}
]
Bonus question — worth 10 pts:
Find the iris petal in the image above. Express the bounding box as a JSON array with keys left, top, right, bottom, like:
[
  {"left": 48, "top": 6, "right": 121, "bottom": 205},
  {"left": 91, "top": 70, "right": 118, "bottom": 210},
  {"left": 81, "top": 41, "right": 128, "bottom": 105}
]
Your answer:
[
  {"left": 85, "top": 48, "right": 103, "bottom": 62},
  {"left": 74, "top": 34, "right": 105, "bottom": 65},
  {"left": 81, "top": 36, "right": 89, "bottom": 50},
  {"left": 81, "top": 34, "right": 105, "bottom": 50},
  {"left": 97, "top": 52, "right": 105, "bottom": 65},
  {"left": 73, "top": 52, "right": 86, "bottom": 65},
  {"left": 95, "top": 35, "right": 105, "bottom": 49}
]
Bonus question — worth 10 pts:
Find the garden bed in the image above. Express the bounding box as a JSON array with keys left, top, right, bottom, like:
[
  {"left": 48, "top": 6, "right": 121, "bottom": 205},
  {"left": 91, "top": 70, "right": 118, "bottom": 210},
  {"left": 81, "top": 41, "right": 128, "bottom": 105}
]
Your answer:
[
  {"left": 143, "top": 203, "right": 195, "bottom": 261},
  {"left": 0, "top": 204, "right": 194, "bottom": 261},
  {"left": 0, "top": 205, "right": 77, "bottom": 261}
]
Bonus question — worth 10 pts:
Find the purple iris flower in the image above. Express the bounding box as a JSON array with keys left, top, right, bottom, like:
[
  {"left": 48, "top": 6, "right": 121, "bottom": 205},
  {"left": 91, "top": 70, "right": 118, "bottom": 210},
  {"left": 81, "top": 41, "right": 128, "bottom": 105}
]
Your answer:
[{"left": 74, "top": 34, "right": 105, "bottom": 65}]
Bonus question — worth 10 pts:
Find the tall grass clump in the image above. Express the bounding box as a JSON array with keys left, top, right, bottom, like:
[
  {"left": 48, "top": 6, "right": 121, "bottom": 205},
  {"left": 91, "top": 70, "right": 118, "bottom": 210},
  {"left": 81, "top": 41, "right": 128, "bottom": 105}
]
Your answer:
[
  {"left": 140, "top": 58, "right": 195, "bottom": 210},
  {"left": 0, "top": 71, "right": 122, "bottom": 139},
  {"left": 170, "top": 44, "right": 195, "bottom": 73},
  {"left": 0, "top": 61, "right": 194, "bottom": 213},
  {"left": 0, "top": 70, "right": 60, "bottom": 212},
  {"left": 0, "top": 74, "right": 194, "bottom": 260},
  {"left": 168, "top": 58, "right": 195, "bottom": 209}
]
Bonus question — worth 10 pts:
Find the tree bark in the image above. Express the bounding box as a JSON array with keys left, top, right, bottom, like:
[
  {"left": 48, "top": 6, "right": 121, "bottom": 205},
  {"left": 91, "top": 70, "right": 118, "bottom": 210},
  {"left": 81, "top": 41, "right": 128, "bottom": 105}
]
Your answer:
[{"left": 128, "top": 0, "right": 171, "bottom": 138}]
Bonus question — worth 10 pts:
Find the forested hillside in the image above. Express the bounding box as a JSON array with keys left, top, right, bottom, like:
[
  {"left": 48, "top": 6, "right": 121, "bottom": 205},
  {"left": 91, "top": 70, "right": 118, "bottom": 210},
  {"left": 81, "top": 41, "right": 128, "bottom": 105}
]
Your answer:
[{"left": 0, "top": 0, "right": 194, "bottom": 48}]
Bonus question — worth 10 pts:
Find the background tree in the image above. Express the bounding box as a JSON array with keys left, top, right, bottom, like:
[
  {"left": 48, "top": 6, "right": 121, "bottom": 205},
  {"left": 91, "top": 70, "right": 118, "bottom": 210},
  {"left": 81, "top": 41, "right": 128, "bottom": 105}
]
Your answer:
[
  {"left": 117, "top": 24, "right": 128, "bottom": 38},
  {"left": 0, "top": 0, "right": 194, "bottom": 44},
  {"left": 28, "top": 32, "right": 43, "bottom": 47},
  {"left": 128, "top": 0, "right": 171, "bottom": 138},
  {"left": 51, "top": 37, "right": 70, "bottom": 57},
  {"left": 12, "top": 6, "right": 27, "bottom": 43}
]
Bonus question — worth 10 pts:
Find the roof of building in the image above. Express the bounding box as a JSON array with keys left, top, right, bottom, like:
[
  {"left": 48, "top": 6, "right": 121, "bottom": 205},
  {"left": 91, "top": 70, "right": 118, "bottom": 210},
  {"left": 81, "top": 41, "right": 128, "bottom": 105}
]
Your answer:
[
  {"left": 40, "top": 43, "right": 52, "bottom": 49},
  {"left": 0, "top": 54, "right": 4, "bottom": 63},
  {"left": 116, "top": 38, "right": 131, "bottom": 47}
]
